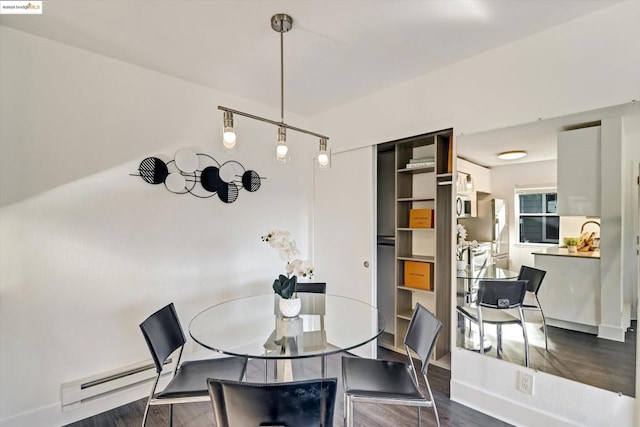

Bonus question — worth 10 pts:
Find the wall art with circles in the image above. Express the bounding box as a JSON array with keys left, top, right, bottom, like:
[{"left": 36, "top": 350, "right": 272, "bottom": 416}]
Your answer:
[{"left": 133, "top": 149, "right": 265, "bottom": 204}]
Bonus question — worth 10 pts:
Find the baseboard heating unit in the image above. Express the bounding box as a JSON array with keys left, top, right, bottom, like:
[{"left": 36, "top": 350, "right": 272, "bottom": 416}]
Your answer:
[{"left": 61, "top": 358, "right": 172, "bottom": 410}]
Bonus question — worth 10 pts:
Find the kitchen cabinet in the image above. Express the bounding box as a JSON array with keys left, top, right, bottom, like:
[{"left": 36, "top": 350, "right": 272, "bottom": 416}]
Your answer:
[
  {"left": 457, "top": 158, "right": 491, "bottom": 194},
  {"left": 557, "top": 126, "right": 601, "bottom": 216},
  {"left": 457, "top": 158, "right": 491, "bottom": 218},
  {"left": 379, "top": 129, "right": 453, "bottom": 361},
  {"left": 533, "top": 248, "right": 601, "bottom": 334}
]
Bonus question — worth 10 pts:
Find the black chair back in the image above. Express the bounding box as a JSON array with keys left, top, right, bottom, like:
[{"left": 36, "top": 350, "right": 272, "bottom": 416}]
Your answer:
[
  {"left": 208, "top": 378, "right": 338, "bottom": 427},
  {"left": 404, "top": 303, "right": 442, "bottom": 375},
  {"left": 296, "top": 282, "right": 327, "bottom": 294},
  {"left": 477, "top": 280, "right": 527, "bottom": 309},
  {"left": 139, "top": 303, "right": 185, "bottom": 373},
  {"left": 518, "top": 266, "right": 546, "bottom": 294}
]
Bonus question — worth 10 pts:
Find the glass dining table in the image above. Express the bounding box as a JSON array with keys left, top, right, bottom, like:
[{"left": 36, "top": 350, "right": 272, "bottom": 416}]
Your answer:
[{"left": 189, "top": 293, "right": 385, "bottom": 382}]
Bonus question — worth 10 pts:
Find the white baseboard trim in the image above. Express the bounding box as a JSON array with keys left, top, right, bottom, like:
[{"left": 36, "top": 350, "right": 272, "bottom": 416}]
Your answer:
[
  {"left": 0, "top": 382, "right": 149, "bottom": 427},
  {"left": 597, "top": 323, "right": 626, "bottom": 342},
  {"left": 450, "top": 380, "right": 581, "bottom": 427}
]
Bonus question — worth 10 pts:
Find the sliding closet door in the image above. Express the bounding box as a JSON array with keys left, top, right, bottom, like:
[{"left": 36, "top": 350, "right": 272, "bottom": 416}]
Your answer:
[{"left": 313, "top": 146, "right": 376, "bottom": 358}]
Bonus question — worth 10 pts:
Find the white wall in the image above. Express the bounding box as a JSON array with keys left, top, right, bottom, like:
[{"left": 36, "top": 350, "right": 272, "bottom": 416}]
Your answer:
[
  {"left": 0, "top": 27, "right": 315, "bottom": 426},
  {"left": 309, "top": 1, "right": 640, "bottom": 425},
  {"left": 487, "top": 160, "right": 557, "bottom": 272}
]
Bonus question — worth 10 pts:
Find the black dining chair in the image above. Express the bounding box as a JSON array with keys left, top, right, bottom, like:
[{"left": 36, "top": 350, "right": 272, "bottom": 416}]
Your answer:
[
  {"left": 457, "top": 279, "right": 530, "bottom": 367},
  {"left": 208, "top": 377, "right": 338, "bottom": 427},
  {"left": 139, "top": 303, "right": 248, "bottom": 427},
  {"left": 518, "top": 265, "right": 549, "bottom": 351},
  {"left": 342, "top": 303, "right": 442, "bottom": 427}
]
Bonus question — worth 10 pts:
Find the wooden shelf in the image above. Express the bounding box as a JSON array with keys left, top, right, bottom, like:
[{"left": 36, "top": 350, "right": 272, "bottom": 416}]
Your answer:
[
  {"left": 397, "top": 285, "right": 434, "bottom": 294},
  {"left": 397, "top": 227, "right": 435, "bottom": 231},
  {"left": 397, "top": 197, "right": 435, "bottom": 202},
  {"left": 377, "top": 332, "right": 395, "bottom": 351},
  {"left": 397, "top": 255, "right": 434, "bottom": 263},
  {"left": 396, "top": 309, "right": 414, "bottom": 321},
  {"left": 397, "top": 166, "right": 435, "bottom": 174}
]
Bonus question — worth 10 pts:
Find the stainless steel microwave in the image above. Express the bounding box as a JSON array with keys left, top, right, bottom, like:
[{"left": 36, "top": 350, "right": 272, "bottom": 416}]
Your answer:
[{"left": 456, "top": 195, "right": 472, "bottom": 218}]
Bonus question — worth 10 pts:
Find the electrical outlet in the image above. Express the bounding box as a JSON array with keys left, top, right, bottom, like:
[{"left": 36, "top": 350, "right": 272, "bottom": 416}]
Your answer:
[{"left": 518, "top": 371, "right": 534, "bottom": 395}]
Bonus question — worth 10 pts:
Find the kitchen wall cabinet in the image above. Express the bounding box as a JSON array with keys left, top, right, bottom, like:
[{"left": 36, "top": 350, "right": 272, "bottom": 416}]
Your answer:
[
  {"left": 377, "top": 129, "right": 453, "bottom": 362},
  {"left": 458, "top": 158, "right": 491, "bottom": 194},
  {"left": 557, "top": 126, "right": 601, "bottom": 216},
  {"left": 457, "top": 158, "right": 491, "bottom": 218}
]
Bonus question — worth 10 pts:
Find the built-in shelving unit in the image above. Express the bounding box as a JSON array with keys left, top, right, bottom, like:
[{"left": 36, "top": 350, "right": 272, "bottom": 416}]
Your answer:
[{"left": 376, "top": 129, "right": 453, "bottom": 362}]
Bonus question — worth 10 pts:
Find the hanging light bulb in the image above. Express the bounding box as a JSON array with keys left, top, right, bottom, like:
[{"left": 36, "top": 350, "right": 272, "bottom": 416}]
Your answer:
[
  {"left": 317, "top": 138, "right": 330, "bottom": 169},
  {"left": 222, "top": 111, "right": 237, "bottom": 149},
  {"left": 275, "top": 126, "right": 289, "bottom": 163}
]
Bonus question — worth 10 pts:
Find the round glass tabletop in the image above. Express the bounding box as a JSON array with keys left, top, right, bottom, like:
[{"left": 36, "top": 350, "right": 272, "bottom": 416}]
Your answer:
[
  {"left": 189, "top": 293, "right": 385, "bottom": 360},
  {"left": 456, "top": 265, "right": 519, "bottom": 280}
]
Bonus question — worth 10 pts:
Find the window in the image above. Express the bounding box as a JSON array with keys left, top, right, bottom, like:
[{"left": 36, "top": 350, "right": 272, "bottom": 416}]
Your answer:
[{"left": 517, "top": 191, "right": 559, "bottom": 244}]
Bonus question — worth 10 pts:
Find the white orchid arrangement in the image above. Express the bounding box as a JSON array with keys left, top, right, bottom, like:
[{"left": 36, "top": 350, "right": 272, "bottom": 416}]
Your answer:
[
  {"left": 262, "top": 230, "right": 314, "bottom": 299},
  {"left": 456, "top": 223, "right": 478, "bottom": 261}
]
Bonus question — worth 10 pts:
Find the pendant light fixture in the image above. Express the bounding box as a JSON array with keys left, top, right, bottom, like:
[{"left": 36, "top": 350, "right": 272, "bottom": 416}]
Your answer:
[
  {"left": 465, "top": 173, "right": 474, "bottom": 191},
  {"left": 218, "top": 14, "right": 330, "bottom": 168}
]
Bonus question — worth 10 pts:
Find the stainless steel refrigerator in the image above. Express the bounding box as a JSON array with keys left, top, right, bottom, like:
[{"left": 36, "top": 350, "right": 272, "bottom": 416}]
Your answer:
[{"left": 458, "top": 194, "right": 509, "bottom": 269}]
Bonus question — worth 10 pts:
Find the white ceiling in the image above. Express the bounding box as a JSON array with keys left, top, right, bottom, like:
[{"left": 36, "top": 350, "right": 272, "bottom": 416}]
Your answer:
[
  {"left": 0, "top": 0, "right": 624, "bottom": 116},
  {"left": 458, "top": 102, "right": 640, "bottom": 167}
]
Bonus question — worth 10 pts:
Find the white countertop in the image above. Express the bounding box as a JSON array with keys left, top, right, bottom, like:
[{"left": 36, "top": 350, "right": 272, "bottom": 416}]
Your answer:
[{"left": 532, "top": 246, "right": 600, "bottom": 259}]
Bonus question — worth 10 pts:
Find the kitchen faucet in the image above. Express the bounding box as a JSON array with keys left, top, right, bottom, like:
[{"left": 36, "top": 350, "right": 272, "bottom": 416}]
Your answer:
[
  {"left": 581, "top": 220, "right": 601, "bottom": 249},
  {"left": 580, "top": 220, "right": 600, "bottom": 234}
]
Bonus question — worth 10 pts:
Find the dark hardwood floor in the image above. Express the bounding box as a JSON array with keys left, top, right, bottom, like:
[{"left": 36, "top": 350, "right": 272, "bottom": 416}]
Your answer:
[
  {"left": 457, "top": 317, "right": 636, "bottom": 397},
  {"left": 67, "top": 347, "right": 512, "bottom": 427}
]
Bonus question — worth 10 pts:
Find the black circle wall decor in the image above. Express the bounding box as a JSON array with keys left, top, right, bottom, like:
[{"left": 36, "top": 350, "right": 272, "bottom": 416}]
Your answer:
[
  {"left": 131, "top": 151, "right": 265, "bottom": 204},
  {"left": 242, "top": 170, "right": 261, "bottom": 192},
  {"left": 138, "top": 157, "right": 168, "bottom": 184},
  {"left": 218, "top": 182, "right": 239, "bottom": 204},
  {"left": 200, "top": 166, "right": 222, "bottom": 193}
]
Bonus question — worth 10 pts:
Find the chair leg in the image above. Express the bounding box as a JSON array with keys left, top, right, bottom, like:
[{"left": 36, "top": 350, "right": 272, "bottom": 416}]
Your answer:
[
  {"left": 169, "top": 404, "right": 174, "bottom": 427},
  {"left": 424, "top": 376, "right": 440, "bottom": 427},
  {"left": 344, "top": 395, "right": 353, "bottom": 427},
  {"left": 141, "top": 402, "right": 151, "bottom": 427},
  {"left": 142, "top": 375, "right": 160, "bottom": 427},
  {"left": 497, "top": 324, "right": 503, "bottom": 356},
  {"left": 519, "top": 308, "right": 530, "bottom": 367},
  {"left": 478, "top": 321, "right": 485, "bottom": 355},
  {"left": 536, "top": 297, "right": 549, "bottom": 351},
  {"left": 417, "top": 407, "right": 421, "bottom": 427},
  {"left": 321, "top": 355, "right": 327, "bottom": 378}
]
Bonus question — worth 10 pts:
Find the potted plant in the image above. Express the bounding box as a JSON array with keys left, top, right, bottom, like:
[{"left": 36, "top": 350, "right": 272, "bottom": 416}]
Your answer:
[
  {"left": 564, "top": 237, "right": 580, "bottom": 253},
  {"left": 262, "top": 230, "right": 314, "bottom": 317}
]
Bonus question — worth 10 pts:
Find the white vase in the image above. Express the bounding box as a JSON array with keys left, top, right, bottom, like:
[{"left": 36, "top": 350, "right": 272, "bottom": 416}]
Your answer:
[
  {"left": 279, "top": 297, "right": 301, "bottom": 317},
  {"left": 567, "top": 245, "right": 577, "bottom": 253}
]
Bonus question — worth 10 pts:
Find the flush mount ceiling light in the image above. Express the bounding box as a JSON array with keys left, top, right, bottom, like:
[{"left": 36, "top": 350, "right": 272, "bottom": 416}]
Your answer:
[
  {"left": 218, "top": 14, "right": 330, "bottom": 168},
  {"left": 497, "top": 150, "right": 527, "bottom": 160}
]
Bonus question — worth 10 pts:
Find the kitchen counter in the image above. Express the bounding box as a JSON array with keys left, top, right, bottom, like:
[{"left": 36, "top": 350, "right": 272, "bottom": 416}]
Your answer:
[
  {"left": 533, "top": 247, "right": 601, "bottom": 335},
  {"left": 532, "top": 246, "right": 600, "bottom": 259}
]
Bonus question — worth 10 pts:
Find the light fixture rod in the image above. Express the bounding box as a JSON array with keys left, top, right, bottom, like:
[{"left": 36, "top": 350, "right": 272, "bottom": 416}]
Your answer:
[
  {"left": 280, "top": 29, "right": 284, "bottom": 123},
  {"left": 217, "top": 106, "right": 330, "bottom": 140}
]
